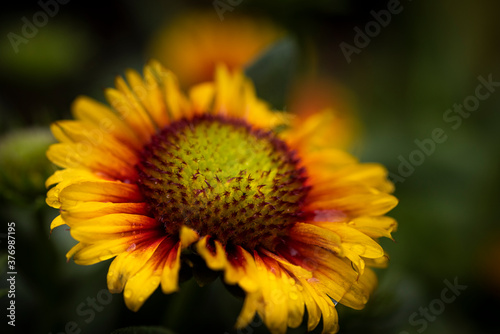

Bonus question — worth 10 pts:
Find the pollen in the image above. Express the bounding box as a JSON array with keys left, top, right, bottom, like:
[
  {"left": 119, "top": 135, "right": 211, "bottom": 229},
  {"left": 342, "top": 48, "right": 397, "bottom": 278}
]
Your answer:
[{"left": 136, "top": 115, "right": 309, "bottom": 250}]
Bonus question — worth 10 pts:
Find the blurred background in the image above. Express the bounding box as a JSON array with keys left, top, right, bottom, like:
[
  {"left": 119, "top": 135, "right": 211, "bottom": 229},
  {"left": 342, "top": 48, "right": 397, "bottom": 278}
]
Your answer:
[{"left": 1, "top": 0, "right": 499, "bottom": 333}]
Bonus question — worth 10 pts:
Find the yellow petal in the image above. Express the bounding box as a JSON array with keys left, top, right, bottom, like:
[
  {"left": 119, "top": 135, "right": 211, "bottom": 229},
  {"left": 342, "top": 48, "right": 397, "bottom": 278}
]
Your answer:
[
  {"left": 50, "top": 120, "right": 138, "bottom": 162},
  {"left": 46, "top": 169, "right": 110, "bottom": 209},
  {"left": 142, "top": 64, "right": 170, "bottom": 128},
  {"left": 46, "top": 142, "right": 137, "bottom": 179},
  {"left": 196, "top": 236, "right": 226, "bottom": 270},
  {"left": 123, "top": 261, "right": 162, "bottom": 312},
  {"left": 332, "top": 163, "right": 395, "bottom": 192},
  {"left": 299, "top": 149, "right": 358, "bottom": 170},
  {"left": 253, "top": 253, "right": 288, "bottom": 334},
  {"left": 163, "top": 70, "right": 190, "bottom": 120},
  {"left": 67, "top": 214, "right": 157, "bottom": 242},
  {"left": 66, "top": 242, "right": 85, "bottom": 261},
  {"left": 60, "top": 202, "right": 146, "bottom": 221},
  {"left": 46, "top": 168, "right": 104, "bottom": 188},
  {"left": 339, "top": 268, "right": 377, "bottom": 310},
  {"left": 290, "top": 223, "right": 342, "bottom": 255},
  {"left": 160, "top": 242, "right": 181, "bottom": 294},
  {"left": 298, "top": 277, "right": 339, "bottom": 333},
  {"left": 71, "top": 96, "right": 141, "bottom": 150},
  {"left": 224, "top": 247, "right": 259, "bottom": 292},
  {"left": 315, "top": 224, "right": 384, "bottom": 275},
  {"left": 179, "top": 226, "right": 199, "bottom": 248},
  {"left": 328, "top": 225, "right": 384, "bottom": 259},
  {"left": 67, "top": 238, "right": 131, "bottom": 265},
  {"left": 236, "top": 292, "right": 260, "bottom": 329},
  {"left": 289, "top": 243, "right": 357, "bottom": 303},
  {"left": 116, "top": 74, "right": 159, "bottom": 131},
  {"left": 58, "top": 181, "right": 142, "bottom": 204},
  {"left": 306, "top": 185, "right": 398, "bottom": 217},
  {"left": 107, "top": 236, "right": 166, "bottom": 293},
  {"left": 122, "top": 239, "right": 180, "bottom": 312},
  {"left": 189, "top": 82, "right": 215, "bottom": 113},
  {"left": 125, "top": 68, "right": 169, "bottom": 130},
  {"left": 50, "top": 215, "right": 66, "bottom": 231},
  {"left": 105, "top": 87, "right": 155, "bottom": 144},
  {"left": 300, "top": 280, "right": 322, "bottom": 331},
  {"left": 281, "top": 276, "right": 305, "bottom": 329},
  {"left": 364, "top": 253, "right": 390, "bottom": 268},
  {"left": 259, "top": 249, "right": 312, "bottom": 280},
  {"left": 282, "top": 110, "right": 349, "bottom": 162},
  {"left": 348, "top": 216, "right": 397, "bottom": 239},
  {"left": 307, "top": 163, "right": 394, "bottom": 197}
]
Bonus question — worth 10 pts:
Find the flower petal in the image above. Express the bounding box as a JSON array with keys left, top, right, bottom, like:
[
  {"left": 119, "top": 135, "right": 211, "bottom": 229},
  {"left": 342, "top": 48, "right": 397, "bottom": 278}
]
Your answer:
[
  {"left": 125, "top": 67, "right": 169, "bottom": 129},
  {"left": 348, "top": 216, "right": 397, "bottom": 239},
  {"left": 289, "top": 223, "right": 343, "bottom": 255},
  {"left": 305, "top": 184, "right": 398, "bottom": 217},
  {"left": 58, "top": 181, "right": 143, "bottom": 204},
  {"left": 60, "top": 202, "right": 147, "bottom": 221},
  {"left": 66, "top": 214, "right": 159, "bottom": 242},
  {"left": 67, "top": 231, "right": 161, "bottom": 265},
  {"left": 339, "top": 268, "right": 377, "bottom": 310},
  {"left": 179, "top": 225, "right": 199, "bottom": 248},
  {"left": 123, "top": 238, "right": 181, "bottom": 312},
  {"left": 107, "top": 236, "right": 166, "bottom": 293},
  {"left": 46, "top": 142, "right": 137, "bottom": 180},
  {"left": 50, "top": 215, "right": 66, "bottom": 231},
  {"left": 160, "top": 242, "right": 182, "bottom": 294},
  {"left": 189, "top": 82, "right": 215, "bottom": 113},
  {"left": 196, "top": 236, "right": 227, "bottom": 270},
  {"left": 71, "top": 96, "right": 141, "bottom": 150}
]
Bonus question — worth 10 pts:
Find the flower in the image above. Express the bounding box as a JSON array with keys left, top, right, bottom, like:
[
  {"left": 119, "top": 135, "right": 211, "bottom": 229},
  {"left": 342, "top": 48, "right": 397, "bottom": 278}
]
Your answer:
[
  {"left": 147, "top": 12, "right": 283, "bottom": 87},
  {"left": 287, "top": 76, "right": 362, "bottom": 151},
  {"left": 46, "top": 60, "right": 398, "bottom": 334}
]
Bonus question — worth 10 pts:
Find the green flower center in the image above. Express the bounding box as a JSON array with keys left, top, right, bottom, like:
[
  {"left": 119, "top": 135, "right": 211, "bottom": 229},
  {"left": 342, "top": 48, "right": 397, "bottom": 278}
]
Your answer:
[{"left": 136, "top": 115, "right": 309, "bottom": 250}]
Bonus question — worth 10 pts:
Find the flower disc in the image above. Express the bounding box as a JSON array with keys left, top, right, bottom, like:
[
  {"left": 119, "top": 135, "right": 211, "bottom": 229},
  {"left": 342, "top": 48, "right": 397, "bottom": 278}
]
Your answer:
[{"left": 136, "top": 115, "right": 309, "bottom": 250}]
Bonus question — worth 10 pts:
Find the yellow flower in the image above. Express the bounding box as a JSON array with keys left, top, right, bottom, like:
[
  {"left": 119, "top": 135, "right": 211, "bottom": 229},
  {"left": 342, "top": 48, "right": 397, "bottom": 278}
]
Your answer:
[
  {"left": 147, "top": 12, "right": 283, "bottom": 87},
  {"left": 46, "top": 61, "right": 398, "bottom": 334},
  {"left": 287, "top": 76, "right": 362, "bottom": 151}
]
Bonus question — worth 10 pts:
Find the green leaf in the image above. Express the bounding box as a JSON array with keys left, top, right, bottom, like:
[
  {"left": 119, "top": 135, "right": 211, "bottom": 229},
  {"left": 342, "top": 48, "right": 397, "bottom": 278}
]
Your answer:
[
  {"left": 111, "top": 326, "right": 177, "bottom": 334},
  {"left": 245, "top": 37, "right": 299, "bottom": 110}
]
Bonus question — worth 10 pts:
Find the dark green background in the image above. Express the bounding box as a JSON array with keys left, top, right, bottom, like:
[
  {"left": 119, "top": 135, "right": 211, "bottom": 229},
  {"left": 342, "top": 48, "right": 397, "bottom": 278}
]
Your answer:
[{"left": 1, "top": 0, "right": 499, "bottom": 333}]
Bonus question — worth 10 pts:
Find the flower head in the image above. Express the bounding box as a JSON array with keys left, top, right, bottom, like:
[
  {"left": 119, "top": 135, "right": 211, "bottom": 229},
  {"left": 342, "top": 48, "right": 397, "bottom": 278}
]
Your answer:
[
  {"left": 46, "top": 61, "right": 397, "bottom": 333},
  {"left": 147, "top": 12, "right": 283, "bottom": 87}
]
